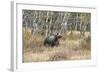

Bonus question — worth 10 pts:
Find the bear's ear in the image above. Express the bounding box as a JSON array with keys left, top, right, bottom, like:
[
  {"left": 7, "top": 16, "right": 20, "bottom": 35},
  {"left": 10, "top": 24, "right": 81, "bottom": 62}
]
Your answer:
[{"left": 57, "top": 33, "right": 59, "bottom": 35}]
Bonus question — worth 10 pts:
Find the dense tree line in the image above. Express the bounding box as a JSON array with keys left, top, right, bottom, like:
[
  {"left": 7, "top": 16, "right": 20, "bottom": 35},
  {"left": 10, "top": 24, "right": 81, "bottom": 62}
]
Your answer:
[{"left": 22, "top": 10, "right": 91, "bottom": 37}]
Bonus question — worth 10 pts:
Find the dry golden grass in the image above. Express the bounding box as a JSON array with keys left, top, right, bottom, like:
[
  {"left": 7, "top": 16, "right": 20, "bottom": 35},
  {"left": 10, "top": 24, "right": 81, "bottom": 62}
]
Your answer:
[{"left": 23, "top": 28, "right": 91, "bottom": 62}]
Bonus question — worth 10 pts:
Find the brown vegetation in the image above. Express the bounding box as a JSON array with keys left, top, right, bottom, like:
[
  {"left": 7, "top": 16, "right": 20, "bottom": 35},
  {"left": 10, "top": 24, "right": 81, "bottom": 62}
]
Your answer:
[{"left": 23, "top": 28, "right": 91, "bottom": 62}]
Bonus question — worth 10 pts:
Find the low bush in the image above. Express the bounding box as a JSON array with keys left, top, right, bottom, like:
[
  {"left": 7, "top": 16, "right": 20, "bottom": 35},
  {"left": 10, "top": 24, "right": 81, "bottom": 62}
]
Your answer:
[{"left": 49, "top": 51, "right": 69, "bottom": 61}]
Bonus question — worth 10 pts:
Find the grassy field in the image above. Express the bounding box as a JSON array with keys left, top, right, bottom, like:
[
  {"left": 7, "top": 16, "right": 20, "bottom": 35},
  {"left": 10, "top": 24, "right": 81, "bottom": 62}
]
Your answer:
[{"left": 23, "top": 28, "right": 91, "bottom": 62}]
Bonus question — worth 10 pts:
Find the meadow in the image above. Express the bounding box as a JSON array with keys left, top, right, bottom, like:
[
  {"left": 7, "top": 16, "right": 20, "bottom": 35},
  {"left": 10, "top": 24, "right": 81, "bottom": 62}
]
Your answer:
[{"left": 23, "top": 27, "right": 91, "bottom": 62}]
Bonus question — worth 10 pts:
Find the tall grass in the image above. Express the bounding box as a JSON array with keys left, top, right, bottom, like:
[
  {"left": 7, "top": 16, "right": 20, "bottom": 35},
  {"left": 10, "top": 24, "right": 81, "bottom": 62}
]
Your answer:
[{"left": 23, "top": 28, "right": 91, "bottom": 62}]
